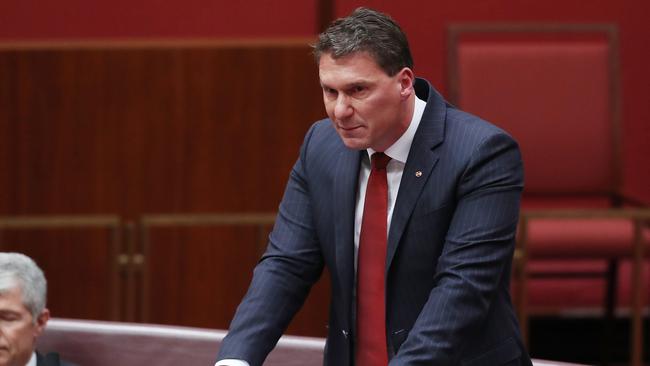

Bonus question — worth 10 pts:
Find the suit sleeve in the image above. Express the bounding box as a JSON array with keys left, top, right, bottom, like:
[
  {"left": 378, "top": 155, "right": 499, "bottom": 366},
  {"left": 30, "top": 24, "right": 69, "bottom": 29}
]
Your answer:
[
  {"left": 390, "top": 131, "right": 524, "bottom": 365},
  {"left": 216, "top": 124, "right": 324, "bottom": 366}
]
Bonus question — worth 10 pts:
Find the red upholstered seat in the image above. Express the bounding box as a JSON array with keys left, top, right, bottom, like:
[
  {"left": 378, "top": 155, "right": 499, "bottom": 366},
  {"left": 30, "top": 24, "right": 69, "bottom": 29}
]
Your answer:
[
  {"left": 523, "top": 259, "right": 650, "bottom": 311},
  {"left": 521, "top": 196, "right": 612, "bottom": 209},
  {"left": 527, "top": 219, "right": 648, "bottom": 258}
]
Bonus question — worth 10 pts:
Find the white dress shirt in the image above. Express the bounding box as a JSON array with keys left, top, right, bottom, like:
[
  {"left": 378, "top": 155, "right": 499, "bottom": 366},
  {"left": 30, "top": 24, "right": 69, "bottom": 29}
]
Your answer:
[{"left": 215, "top": 96, "right": 426, "bottom": 366}]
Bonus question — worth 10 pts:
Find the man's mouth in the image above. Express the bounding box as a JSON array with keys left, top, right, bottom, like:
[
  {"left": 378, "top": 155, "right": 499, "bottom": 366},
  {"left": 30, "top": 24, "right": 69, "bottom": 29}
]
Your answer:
[{"left": 339, "top": 125, "right": 362, "bottom": 131}]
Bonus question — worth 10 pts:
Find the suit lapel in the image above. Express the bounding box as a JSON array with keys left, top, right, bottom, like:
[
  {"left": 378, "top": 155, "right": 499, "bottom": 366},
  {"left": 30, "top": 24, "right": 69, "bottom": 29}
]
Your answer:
[
  {"left": 333, "top": 147, "right": 362, "bottom": 325},
  {"left": 386, "top": 80, "right": 447, "bottom": 272},
  {"left": 36, "top": 351, "right": 62, "bottom": 366}
]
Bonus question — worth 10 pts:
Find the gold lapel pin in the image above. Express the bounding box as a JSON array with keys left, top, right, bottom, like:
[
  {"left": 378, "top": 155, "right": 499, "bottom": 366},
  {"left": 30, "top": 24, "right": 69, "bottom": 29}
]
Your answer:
[{"left": 415, "top": 171, "right": 423, "bottom": 177}]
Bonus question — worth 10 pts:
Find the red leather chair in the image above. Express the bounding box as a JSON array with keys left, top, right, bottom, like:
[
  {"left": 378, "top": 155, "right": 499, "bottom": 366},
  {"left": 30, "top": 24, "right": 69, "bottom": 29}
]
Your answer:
[{"left": 447, "top": 23, "right": 649, "bottom": 366}]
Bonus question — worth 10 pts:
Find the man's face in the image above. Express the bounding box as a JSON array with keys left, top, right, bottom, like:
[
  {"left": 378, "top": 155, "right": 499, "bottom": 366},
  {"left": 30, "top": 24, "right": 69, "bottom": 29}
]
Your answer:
[
  {"left": 319, "top": 52, "right": 414, "bottom": 152},
  {"left": 0, "top": 286, "right": 48, "bottom": 366}
]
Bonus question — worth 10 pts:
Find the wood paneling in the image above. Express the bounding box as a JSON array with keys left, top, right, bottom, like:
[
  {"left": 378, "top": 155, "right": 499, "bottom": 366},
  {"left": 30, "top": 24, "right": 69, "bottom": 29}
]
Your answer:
[
  {"left": 0, "top": 216, "right": 122, "bottom": 320},
  {"left": 144, "top": 226, "right": 264, "bottom": 328},
  {"left": 0, "top": 40, "right": 324, "bottom": 216},
  {"left": 0, "top": 41, "right": 330, "bottom": 336},
  {"left": 2, "top": 231, "right": 116, "bottom": 318}
]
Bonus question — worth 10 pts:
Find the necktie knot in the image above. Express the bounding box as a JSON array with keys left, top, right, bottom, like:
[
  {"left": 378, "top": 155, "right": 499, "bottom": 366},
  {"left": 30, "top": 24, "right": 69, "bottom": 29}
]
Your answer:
[{"left": 371, "top": 152, "right": 391, "bottom": 171}]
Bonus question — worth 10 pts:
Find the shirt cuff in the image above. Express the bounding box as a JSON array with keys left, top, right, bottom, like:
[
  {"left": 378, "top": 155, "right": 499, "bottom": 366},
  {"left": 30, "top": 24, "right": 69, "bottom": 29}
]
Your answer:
[{"left": 215, "top": 359, "right": 250, "bottom": 366}]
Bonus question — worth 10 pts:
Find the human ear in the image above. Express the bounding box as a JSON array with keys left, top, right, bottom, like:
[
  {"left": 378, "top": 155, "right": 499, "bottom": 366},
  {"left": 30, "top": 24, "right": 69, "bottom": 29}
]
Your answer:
[
  {"left": 33, "top": 308, "right": 50, "bottom": 336},
  {"left": 397, "top": 68, "right": 415, "bottom": 99}
]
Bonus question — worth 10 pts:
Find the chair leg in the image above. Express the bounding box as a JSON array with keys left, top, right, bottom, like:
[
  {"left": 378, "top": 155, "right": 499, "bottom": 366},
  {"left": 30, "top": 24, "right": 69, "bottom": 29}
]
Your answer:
[{"left": 601, "top": 258, "right": 618, "bottom": 366}]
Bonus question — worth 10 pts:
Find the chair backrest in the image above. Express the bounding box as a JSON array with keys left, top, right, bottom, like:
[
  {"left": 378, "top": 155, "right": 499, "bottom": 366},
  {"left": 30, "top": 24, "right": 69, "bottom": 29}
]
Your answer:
[{"left": 447, "top": 24, "right": 621, "bottom": 203}]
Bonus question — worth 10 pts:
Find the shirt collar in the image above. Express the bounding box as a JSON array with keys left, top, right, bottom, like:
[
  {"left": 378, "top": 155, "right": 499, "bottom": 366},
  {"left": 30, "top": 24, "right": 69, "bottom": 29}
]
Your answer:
[
  {"left": 367, "top": 95, "right": 427, "bottom": 163},
  {"left": 26, "top": 352, "right": 37, "bottom": 366}
]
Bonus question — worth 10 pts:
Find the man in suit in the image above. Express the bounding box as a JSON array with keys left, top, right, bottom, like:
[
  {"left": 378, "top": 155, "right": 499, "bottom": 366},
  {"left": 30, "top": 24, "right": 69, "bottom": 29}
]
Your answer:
[
  {"left": 216, "top": 7, "right": 531, "bottom": 366},
  {"left": 0, "top": 253, "right": 74, "bottom": 366}
]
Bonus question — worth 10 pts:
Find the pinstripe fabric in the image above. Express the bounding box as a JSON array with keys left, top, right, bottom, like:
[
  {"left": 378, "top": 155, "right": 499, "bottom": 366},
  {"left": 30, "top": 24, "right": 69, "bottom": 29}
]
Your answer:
[{"left": 216, "top": 79, "right": 531, "bottom": 366}]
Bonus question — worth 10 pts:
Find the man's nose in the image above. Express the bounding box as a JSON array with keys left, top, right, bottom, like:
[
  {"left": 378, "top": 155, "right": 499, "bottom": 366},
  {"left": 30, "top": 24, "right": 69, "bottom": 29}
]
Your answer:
[{"left": 334, "top": 95, "right": 353, "bottom": 119}]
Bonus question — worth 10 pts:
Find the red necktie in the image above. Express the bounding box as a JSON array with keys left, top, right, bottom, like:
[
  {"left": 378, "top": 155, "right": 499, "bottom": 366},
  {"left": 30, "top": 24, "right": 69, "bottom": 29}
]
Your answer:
[{"left": 356, "top": 152, "right": 391, "bottom": 366}]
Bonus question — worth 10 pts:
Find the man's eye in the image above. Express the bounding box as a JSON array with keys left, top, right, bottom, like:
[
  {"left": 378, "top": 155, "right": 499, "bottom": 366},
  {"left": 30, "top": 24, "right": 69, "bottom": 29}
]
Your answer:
[
  {"left": 324, "top": 88, "right": 337, "bottom": 96},
  {"left": 0, "top": 314, "right": 20, "bottom": 321},
  {"left": 351, "top": 86, "right": 366, "bottom": 94}
]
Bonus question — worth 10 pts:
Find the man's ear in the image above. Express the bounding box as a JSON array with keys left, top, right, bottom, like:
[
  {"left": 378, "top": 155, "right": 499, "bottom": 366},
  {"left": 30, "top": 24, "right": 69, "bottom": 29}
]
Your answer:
[
  {"left": 397, "top": 67, "right": 415, "bottom": 99},
  {"left": 34, "top": 308, "right": 50, "bottom": 336}
]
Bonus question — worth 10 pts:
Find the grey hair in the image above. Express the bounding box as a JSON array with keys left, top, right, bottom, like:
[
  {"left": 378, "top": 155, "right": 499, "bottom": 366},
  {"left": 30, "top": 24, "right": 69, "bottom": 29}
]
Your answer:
[
  {"left": 0, "top": 253, "right": 47, "bottom": 321},
  {"left": 313, "top": 7, "right": 414, "bottom": 76}
]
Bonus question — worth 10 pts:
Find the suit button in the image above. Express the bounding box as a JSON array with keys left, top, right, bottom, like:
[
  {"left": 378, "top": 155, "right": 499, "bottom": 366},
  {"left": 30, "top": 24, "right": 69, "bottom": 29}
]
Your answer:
[{"left": 341, "top": 330, "right": 349, "bottom": 338}]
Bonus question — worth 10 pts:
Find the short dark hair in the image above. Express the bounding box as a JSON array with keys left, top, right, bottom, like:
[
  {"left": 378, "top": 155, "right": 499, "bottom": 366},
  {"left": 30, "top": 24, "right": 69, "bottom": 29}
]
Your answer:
[{"left": 313, "top": 7, "right": 414, "bottom": 76}]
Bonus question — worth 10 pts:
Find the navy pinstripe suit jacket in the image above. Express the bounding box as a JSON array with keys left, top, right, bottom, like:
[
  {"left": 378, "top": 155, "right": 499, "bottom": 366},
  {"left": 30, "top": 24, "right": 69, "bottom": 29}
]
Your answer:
[{"left": 217, "top": 79, "right": 532, "bottom": 366}]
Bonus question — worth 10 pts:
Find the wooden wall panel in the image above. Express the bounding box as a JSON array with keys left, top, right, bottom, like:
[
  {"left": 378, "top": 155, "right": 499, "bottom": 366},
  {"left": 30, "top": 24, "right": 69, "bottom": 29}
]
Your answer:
[
  {"left": 140, "top": 219, "right": 330, "bottom": 337},
  {"left": 0, "top": 224, "right": 119, "bottom": 321},
  {"left": 0, "top": 41, "right": 325, "bottom": 216},
  {"left": 0, "top": 41, "right": 330, "bottom": 336},
  {"left": 144, "top": 227, "right": 264, "bottom": 328}
]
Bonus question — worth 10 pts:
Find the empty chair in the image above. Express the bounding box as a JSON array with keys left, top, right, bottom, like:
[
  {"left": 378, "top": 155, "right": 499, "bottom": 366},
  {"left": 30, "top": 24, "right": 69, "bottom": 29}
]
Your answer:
[{"left": 447, "top": 23, "right": 649, "bottom": 366}]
